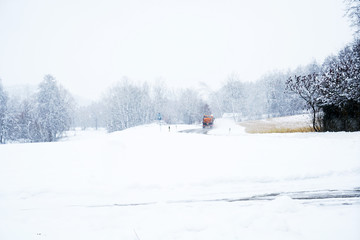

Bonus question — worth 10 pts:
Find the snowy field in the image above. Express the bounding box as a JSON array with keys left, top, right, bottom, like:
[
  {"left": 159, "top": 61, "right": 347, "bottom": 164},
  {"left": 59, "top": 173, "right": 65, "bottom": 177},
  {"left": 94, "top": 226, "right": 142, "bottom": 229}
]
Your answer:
[{"left": 1, "top": 119, "right": 360, "bottom": 240}]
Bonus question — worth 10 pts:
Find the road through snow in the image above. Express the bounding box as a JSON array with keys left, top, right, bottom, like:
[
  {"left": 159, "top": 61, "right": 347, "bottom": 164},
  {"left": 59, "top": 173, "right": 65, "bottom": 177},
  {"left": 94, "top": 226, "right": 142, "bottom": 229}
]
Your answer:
[
  {"left": 180, "top": 118, "right": 246, "bottom": 135},
  {"left": 1, "top": 119, "right": 360, "bottom": 240}
]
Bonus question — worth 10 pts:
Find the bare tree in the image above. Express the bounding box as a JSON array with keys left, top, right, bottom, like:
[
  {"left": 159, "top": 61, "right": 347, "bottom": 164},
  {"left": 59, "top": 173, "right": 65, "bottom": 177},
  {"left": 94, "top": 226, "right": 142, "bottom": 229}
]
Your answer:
[
  {"left": 286, "top": 73, "right": 322, "bottom": 131},
  {"left": 345, "top": 0, "right": 360, "bottom": 37}
]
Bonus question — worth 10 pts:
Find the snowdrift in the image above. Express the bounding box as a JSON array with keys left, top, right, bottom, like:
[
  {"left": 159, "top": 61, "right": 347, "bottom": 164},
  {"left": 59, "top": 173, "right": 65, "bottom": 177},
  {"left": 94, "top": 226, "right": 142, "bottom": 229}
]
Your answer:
[{"left": 1, "top": 121, "right": 359, "bottom": 240}]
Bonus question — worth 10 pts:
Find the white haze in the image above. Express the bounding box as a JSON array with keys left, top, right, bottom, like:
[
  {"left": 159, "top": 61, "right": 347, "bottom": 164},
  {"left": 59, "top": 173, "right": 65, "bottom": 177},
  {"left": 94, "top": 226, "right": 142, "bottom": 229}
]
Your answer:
[{"left": 0, "top": 0, "right": 354, "bottom": 100}]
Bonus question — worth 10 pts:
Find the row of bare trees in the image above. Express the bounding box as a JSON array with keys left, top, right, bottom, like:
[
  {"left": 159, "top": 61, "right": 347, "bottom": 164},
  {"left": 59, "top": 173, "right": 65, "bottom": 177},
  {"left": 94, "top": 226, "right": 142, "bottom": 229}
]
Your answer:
[
  {"left": 207, "top": 71, "right": 305, "bottom": 122},
  {"left": 74, "top": 79, "right": 208, "bottom": 132}
]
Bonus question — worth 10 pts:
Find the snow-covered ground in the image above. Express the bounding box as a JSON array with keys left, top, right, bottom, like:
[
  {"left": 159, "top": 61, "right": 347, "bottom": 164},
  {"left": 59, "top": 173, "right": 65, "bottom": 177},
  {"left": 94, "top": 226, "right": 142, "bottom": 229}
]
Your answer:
[{"left": 1, "top": 119, "right": 360, "bottom": 240}]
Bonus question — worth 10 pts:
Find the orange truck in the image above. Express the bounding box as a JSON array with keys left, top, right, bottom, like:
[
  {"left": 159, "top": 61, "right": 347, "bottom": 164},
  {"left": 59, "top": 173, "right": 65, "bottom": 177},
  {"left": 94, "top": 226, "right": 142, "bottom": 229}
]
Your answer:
[{"left": 203, "top": 115, "right": 214, "bottom": 128}]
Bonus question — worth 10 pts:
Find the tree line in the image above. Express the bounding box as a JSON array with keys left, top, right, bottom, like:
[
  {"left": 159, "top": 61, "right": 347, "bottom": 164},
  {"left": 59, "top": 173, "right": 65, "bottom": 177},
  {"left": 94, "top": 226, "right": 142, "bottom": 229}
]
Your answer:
[
  {"left": 73, "top": 72, "right": 309, "bottom": 134},
  {"left": 287, "top": 0, "right": 360, "bottom": 131},
  {"left": 1, "top": 40, "right": 358, "bottom": 143},
  {"left": 75, "top": 79, "right": 209, "bottom": 132},
  {"left": 1, "top": 0, "right": 358, "bottom": 143},
  {"left": 0, "top": 75, "right": 74, "bottom": 143},
  {"left": 287, "top": 39, "right": 360, "bottom": 131},
  {"left": 0, "top": 76, "right": 211, "bottom": 143},
  {"left": 1, "top": 45, "right": 358, "bottom": 144},
  {"left": 207, "top": 71, "right": 305, "bottom": 122}
]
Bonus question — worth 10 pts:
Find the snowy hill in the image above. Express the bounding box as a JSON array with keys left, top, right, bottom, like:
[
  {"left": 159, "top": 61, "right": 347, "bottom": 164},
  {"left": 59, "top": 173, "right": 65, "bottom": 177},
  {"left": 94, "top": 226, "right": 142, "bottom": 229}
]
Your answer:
[{"left": 1, "top": 121, "right": 360, "bottom": 240}]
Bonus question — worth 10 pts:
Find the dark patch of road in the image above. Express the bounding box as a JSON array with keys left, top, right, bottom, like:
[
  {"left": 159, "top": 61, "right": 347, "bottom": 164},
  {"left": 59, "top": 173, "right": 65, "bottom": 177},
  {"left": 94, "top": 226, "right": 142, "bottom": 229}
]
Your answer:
[{"left": 179, "top": 128, "right": 210, "bottom": 134}]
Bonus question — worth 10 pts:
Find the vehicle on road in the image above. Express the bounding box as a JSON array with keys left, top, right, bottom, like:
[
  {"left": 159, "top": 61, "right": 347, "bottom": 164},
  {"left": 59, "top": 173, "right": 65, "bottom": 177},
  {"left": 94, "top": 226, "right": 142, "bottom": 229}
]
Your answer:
[{"left": 203, "top": 115, "right": 214, "bottom": 128}]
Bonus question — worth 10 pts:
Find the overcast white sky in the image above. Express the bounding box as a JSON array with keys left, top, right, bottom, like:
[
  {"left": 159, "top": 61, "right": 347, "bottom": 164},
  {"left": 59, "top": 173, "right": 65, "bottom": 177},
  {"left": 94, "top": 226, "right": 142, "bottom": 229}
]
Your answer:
[{"left": 0, "top": 0, "right": 354, "bottom": 100}]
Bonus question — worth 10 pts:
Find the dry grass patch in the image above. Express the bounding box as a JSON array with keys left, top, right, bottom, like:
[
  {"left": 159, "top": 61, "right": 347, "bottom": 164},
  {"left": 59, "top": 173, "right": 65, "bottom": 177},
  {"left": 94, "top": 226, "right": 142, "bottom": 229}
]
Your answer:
[{"left": 239, "top": 115, "right": 314, "bottom": 134}]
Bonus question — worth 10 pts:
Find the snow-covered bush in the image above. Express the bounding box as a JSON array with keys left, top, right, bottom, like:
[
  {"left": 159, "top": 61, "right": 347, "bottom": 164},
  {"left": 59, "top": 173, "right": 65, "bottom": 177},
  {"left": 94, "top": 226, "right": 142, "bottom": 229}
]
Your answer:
[{"left": 320, "top": 39, "right": 360, "bottom": 131}]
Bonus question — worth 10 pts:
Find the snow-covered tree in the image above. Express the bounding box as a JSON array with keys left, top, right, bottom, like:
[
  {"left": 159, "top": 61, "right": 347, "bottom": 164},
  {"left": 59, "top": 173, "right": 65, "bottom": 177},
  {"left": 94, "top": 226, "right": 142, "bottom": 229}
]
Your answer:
[
  {"left": 240, "top": 82, "right": 265, "bottom": 119},
  {"left": 177, "top": 88, "right": 205, "bottom": 124},
  {"left": 261, "top": 71, "right": 304, "bottom": 118},
  {"left": 18, "top": 98, "right": 39, "bottom": 141},
  {"left": 151, "top": 81, "right": 170, "bottom": 122},
  {"left": 104, "top": 79, "right": 152, "bottom": 132},
  {"left": 319, "top": 40, "right": 360, "bottom": 131},
  {"left": 209, "top": 71, "right": 305, "bottom": 122},
  {"left": 36, "top": 75, "right": 74, "bottom": 142},
  {"left": 345, "top": 0, "right": 360, "bottom": 37},
  {"left": 74, "top": 101, "right": 106, "bottom": 130},
  {"left": 208, "top": 90, "right": 224, "bottom": 118},
  {"left": 2, "top": 97, "right": 20, "bottom": 142},
  {"left": 139, "top": 82, "right": 153, "bottom": 124},
  {"left": 0, "top": 80, "right": 8, "bottom": 143},
  {"left": 320, "top": 40, "right": 360, "bottom": 105},
  {"left": 210, "top": 76, "right": 246, "bottom": 121}
]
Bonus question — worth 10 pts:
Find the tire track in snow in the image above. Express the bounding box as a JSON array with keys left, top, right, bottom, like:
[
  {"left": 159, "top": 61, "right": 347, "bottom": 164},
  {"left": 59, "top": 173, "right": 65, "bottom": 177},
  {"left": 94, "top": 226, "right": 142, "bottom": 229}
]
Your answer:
[{"left": 84, "top": 188, "right": 360, "bottom": 208}]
